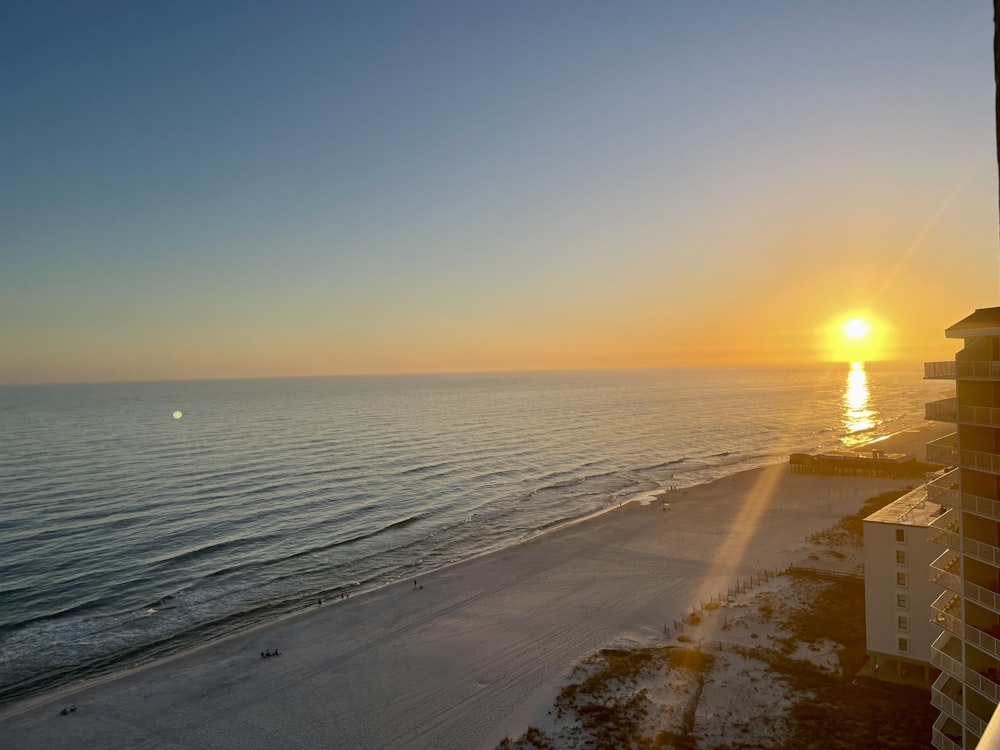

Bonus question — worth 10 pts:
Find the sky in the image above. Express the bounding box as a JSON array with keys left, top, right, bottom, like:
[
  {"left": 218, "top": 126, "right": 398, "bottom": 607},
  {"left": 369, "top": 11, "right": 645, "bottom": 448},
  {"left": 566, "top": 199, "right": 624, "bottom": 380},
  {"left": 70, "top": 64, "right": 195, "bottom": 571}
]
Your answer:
[{"left": 2, "top": 1, "right": 997, "bottom": 384}]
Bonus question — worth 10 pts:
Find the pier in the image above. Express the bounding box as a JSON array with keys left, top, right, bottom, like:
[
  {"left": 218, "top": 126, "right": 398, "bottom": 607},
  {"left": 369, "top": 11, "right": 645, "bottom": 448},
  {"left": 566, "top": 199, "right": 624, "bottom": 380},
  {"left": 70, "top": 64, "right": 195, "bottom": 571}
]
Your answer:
[{"left": 789, "top": 449, "right": 920, "bottom": 478}]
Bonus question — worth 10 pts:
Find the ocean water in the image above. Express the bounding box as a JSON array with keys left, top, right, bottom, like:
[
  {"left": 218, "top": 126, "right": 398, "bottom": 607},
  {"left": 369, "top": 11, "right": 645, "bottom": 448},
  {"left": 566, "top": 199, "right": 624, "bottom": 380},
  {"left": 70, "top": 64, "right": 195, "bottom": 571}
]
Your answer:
[{"left": 0, "top": 364, "right": 943, "bottom": 706}]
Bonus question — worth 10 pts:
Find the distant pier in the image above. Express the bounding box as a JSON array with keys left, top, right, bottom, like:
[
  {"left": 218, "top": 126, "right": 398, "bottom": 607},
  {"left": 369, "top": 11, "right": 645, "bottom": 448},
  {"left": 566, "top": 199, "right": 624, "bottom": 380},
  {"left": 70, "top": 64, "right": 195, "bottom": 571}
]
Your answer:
[{"left": 789, "top": 449, "right": 920, "bottom": 478}]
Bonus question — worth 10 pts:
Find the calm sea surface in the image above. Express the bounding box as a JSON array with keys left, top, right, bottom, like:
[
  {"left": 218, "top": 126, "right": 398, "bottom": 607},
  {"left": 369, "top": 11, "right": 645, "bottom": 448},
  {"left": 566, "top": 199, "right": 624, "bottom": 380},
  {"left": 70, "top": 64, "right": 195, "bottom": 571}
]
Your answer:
[{"left": 0, "top": 365, "right": 943, "bottom": 705}]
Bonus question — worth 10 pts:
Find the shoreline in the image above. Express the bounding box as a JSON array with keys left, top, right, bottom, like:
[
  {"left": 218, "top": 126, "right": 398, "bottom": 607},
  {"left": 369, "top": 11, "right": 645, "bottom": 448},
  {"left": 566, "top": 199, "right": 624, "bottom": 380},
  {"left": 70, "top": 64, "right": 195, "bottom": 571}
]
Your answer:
[{"left": 1, "top": 420, "right": 953, "bottom": 748}]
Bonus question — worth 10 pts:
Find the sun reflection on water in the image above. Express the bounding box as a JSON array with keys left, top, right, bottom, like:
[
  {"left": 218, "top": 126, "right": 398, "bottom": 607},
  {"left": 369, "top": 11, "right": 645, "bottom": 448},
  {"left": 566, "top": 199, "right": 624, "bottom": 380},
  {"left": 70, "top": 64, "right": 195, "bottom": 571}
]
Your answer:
[{"left": 842, "top": 361, "right": 877, "bottom": 446}]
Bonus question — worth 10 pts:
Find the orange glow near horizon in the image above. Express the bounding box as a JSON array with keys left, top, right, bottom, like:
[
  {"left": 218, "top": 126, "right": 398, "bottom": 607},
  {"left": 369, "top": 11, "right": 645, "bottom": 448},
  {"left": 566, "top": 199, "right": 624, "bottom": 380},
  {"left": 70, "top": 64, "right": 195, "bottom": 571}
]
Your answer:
[{"left": 818, "top": 312, "right": 893, "bottom": 364}]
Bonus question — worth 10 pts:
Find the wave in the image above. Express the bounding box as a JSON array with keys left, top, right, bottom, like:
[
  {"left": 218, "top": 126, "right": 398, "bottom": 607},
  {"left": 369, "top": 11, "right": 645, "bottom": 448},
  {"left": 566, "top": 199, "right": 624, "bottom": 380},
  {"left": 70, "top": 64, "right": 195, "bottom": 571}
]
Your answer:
[
  {"left": 0, "top": 368, "right": 940, "bottom": 708},
  {"left": 149, "top": 515, "right": 425, "bottom": 595}
]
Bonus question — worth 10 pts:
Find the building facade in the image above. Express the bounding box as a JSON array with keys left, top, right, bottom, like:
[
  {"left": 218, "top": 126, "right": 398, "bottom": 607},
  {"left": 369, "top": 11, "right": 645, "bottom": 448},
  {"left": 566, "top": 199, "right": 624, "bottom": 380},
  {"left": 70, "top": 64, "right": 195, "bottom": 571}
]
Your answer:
[
  {"left": 927, "top": 307, "right": 1000, "bottom": 750},
  {"left": 864, "top": 486, "right": 943, "bottom": 686}
]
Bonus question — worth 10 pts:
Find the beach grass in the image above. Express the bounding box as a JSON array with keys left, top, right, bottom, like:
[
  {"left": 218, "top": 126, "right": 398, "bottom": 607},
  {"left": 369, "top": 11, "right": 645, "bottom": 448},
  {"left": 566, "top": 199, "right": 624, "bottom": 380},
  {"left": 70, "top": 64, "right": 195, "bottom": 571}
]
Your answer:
[{"left": 501, "top": 485, "right": 938, "bottom": 750}]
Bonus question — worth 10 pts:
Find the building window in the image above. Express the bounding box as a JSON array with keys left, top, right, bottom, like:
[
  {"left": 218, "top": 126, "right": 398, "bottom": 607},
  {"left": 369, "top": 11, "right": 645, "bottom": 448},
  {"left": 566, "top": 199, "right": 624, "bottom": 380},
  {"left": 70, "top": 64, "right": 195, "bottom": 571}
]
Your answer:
[
  {"left": 896, "top": 529, "right": 905, "bottom": 543},
  {"left": 898, "top": 616, "right": 909, "bottom": 631},
  {"left": 896, "top": 572, "right": 907, "bottom": 587},
  {"left": 898, "top": 637, "right": 909, "bottom": 653},
  {"left": 897, "top": 594, "right": 908, "bottom": 608},
  {"left": 896, "top": 551, "right": 906, "bottom": 565}
]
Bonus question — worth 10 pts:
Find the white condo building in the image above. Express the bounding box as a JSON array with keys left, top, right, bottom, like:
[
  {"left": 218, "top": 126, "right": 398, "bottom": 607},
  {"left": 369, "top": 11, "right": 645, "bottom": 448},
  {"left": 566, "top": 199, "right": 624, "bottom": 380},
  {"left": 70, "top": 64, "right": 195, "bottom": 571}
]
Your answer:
[
  {"left": 926, "top": 307, "right": 1000, "bottom": 750},
  {"left": 864, "top": 486, "right": 943, "bottom": 686}
]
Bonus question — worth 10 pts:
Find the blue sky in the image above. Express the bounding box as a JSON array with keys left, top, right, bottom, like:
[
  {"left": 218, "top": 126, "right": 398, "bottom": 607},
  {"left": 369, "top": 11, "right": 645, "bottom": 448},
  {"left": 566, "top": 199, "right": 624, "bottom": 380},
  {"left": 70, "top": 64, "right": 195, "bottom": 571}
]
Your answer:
[{"left": 2, "top": 1, "right": 995, "bottom": 382}]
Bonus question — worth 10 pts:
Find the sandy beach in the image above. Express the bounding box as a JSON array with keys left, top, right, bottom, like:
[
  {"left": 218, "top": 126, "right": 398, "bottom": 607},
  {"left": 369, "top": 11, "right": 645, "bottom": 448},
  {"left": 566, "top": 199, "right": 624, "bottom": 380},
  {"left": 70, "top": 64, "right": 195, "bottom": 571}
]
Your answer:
[{"left": 1, "top": 421, "right": 951, "bottom": 749}]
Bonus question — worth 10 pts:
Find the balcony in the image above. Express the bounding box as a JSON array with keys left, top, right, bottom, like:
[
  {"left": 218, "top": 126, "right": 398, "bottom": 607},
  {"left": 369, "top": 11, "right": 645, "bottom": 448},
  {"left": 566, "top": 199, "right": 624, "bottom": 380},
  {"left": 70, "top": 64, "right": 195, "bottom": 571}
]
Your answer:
[
  {"left": 927, "top": 361, "right": 958, "bottom": 380},
  {"left": 932, "top": 591, "right": 963, "bottom": 636},
  {"left": 927, "top": 398, "right": 958, "bottom": 422},
  {"left": 966, "top": 536, "right": 1000, "bottom": 567},
  {"left": 929, "top": 508, "right": 961, "bottom": 549},
  {"left": 965, "top": 703, "right": 990, "bottom": 737},
  {"left": 932, "top": 632, "right": 965, "bottom": 679},
  {"left": 959, "top": 404, "right": 1000, "bottom": 428},
  {"left": 966, "top": 580, "right": 1000, "bottom": 615},
  {"left": 927, "top": 470, "right": 960, "bottom": 505},
  {"left": 927, "top": 435, "right": 1000, "bottom": 473},
  {"left": 932, "top": 673, "right": 965, "bottom": 725},
  {"left": 932, "top": 688, "right": 964, "bottom": 726},
  {"left": 926, "top": 399, "right": 1000, "bottom": 427},
  {"left": 961, "top": 447, "right": 1000, "bottom": 475},
  {"left": 927, "top": 435, "right": 959, "bottom": 466},
  {"left": 967, "top": 623, "right": 1000, "bottom": 661},
  {"left": 932, "top": 713, "right": 965, "bottom": 750},
  {"left": 929, "top": 473, "right": 1000, "bottom": 520},
  {"left": 931, "top": 550, "right": 962, "bottom": 592},
  {"left": 963, "top": 491, "right": 1000, "bottom": 521},
  {"left": 925, "top": 360, "right": 1000, "bottom": 381}
]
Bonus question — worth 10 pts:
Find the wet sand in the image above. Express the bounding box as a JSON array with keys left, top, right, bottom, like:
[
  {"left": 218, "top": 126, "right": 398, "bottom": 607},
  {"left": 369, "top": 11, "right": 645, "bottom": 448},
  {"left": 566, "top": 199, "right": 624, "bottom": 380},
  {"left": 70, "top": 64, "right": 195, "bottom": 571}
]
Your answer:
[{"left": 1, "top": 421, "right": 952, "bottom": 750}]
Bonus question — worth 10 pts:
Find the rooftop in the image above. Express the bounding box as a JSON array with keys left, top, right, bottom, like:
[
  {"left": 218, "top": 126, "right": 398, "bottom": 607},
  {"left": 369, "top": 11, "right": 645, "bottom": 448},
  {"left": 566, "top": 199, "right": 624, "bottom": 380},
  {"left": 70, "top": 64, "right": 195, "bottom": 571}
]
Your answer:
[
  {"left": 863, "top": 485, "right": 941, "bottom": 527},
  {"left": 945, "top": 306, "right": 1000, "bottom": 338}
]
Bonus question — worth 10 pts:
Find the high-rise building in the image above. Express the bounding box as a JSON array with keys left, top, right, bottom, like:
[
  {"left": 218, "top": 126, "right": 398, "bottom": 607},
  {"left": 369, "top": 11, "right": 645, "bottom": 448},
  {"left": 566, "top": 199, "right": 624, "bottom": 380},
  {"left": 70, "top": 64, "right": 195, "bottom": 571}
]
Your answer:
[
  {"left": 864, "top": 485, "right": 943, "bottom": 686},
  {"left": 927, "top": 307, "right": 1000, "bottom": 750}
]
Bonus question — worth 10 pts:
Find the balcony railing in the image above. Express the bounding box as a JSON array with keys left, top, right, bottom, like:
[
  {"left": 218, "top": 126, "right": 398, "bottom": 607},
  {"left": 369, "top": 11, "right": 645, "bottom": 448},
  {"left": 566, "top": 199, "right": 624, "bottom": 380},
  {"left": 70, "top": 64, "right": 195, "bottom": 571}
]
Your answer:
[
  {"left": 967, "top": 623, "right": 1000, "bottom": 660},
  {"left": 926, "top": 360, "right": 1000, "bottom": 381},
  {"left": 932, "top": 727, "right": 963, "bottom": 750},
  {"left": 930, "top": 506, "right": 959, "bottom": 528},
  {"left": 927, "top": 398, "right": 958, "bottom": 422},
  {"left": 932, "top": 632, "right": 965, "bottom": 678},
  {"left": 932, "top": 591, "right": 964, "bottom": 636},
  {"left": 966, "top": 536, "right": 1000, "bottom": 567},
  {"left": 928, "top": 508, "right": 961, "bottom": 549},
  {"left": 926, "top": 399, "right": 1000, "bottom": 427},
  {"left": 930, "top": 551, "right": 962, "bottom": 592},
  {"left": 931, "top": 688, "right": 964, "bottom": 725},
  {"left": 930, "top": 474, "right": 1000, "bottom": 520},
  {"left": 962, "top": 491, "right": 1000, "bottom": 521},
  {"left": 926, "top": 361, "right": 958, "bottom": 380},
  {"left": 933, "top": 569, "right": 962, "bottom": 592},
  {"left": 966, "top": 705, "right": 990, "bottom": 738},
  {"left": 933, "top": 671, "right": 963, "bottom": 699},
  {"left": 927, "top": 435, "right": 959, "bottom": 466},
  {"left": 927, "top": 470, "right": 960, "bottom": 505},
  {"left": 961, "top": 447, "right": 1000, "bottom": 475},
  {"left": 932, "top": 713, "right": 965, "bottom": 750},
  {"left": 960, "top": 404, "right": 1000, "bottom": 428},
  {"left": 966, "top": 580, "right": 1000, "bottom": 614},
  {"left": 929, "top": 527, "right": 962, "bottom": 549}
]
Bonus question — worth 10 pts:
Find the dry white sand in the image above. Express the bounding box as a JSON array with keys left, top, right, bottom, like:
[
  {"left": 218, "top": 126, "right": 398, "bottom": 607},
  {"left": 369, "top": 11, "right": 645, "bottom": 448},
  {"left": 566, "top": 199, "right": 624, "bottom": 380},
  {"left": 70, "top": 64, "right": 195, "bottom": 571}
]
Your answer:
[{"left": 0, "top": 422, "right": 951, "bottom": 750}]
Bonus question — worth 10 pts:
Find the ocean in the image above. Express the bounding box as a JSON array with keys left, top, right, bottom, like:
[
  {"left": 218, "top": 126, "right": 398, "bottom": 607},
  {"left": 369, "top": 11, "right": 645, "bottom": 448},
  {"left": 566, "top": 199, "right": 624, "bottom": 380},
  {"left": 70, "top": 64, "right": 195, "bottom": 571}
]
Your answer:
[{"left": 0, "top": 364, "right": 943, "bottom": 706}]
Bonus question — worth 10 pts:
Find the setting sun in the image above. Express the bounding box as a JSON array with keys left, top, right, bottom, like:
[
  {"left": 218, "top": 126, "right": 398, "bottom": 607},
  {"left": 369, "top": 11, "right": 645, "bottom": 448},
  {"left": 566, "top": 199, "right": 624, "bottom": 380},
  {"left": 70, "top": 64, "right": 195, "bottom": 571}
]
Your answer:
[
  {"left": 817, "top": 313, "right": 894, "bottom": 363},
  {"left": 843, "top": 318, "right": 870, "bottom": 340}
]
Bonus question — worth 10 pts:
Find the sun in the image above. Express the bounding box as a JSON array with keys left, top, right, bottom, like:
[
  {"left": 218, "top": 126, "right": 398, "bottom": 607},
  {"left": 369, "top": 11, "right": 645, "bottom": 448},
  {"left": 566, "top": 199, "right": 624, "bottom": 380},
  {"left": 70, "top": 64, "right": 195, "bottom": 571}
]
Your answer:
[
  {"left": 843, "top": 318, "right": 869, "bottom": 340},
  {"left": 818, "top": 313, "right": 892, "bottom": 363}
]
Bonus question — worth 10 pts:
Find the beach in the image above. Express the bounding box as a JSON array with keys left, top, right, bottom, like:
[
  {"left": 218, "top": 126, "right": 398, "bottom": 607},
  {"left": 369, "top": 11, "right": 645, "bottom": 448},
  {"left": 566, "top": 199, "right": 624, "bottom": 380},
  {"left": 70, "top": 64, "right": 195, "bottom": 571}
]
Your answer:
[{"left": 0, "top": 421, "right": 951, "bottom": 749}]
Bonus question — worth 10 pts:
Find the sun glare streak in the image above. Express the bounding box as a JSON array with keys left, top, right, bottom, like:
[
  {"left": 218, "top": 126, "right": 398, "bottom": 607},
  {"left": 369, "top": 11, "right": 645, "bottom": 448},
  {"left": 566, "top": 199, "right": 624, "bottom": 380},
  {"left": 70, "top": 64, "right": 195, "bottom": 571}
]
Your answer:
[
  {"left": 685, "top": 463, "right": 787, "bottom": 616},
  {"left": 875, "top": 167, "right": 978, "bottom": 300},
  {"left": 683, "top": 359, "right": 883, "bottom": 616}
]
